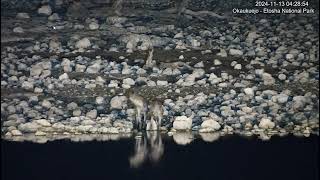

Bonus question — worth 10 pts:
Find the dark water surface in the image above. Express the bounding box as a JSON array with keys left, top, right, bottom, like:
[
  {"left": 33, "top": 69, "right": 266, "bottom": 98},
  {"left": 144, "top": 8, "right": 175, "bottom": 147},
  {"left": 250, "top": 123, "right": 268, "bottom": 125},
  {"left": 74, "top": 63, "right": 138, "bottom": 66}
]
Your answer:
[{"left": 2, "top": 135, "right": 319, "bottom": 180}]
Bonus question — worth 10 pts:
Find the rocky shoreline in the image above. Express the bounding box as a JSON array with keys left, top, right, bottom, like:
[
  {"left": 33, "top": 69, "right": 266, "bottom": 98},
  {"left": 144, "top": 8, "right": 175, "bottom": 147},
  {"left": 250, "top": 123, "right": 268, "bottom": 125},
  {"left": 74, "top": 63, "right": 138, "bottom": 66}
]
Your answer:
[{"left": 1, "top": 1, "right": 319, "bottom": 141}]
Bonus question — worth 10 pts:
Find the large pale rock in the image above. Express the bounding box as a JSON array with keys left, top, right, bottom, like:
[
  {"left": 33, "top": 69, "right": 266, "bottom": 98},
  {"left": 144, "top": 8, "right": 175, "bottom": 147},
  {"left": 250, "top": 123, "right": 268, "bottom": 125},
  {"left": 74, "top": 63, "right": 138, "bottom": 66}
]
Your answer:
[
  {"left": 173, "top": 116, "right": 192, "bottom": 131},
  {"left": 11, "top": 129, "right": 22, "bottom": 136},
  {"left": 229, "top": 49, "right": 243, "bottom": 56},
  {"left": 200, "top": 119, "right": 221, "bottom": 132},
  {"left": 35, "top": 131, "right": 46, "bottom": 136},
  {"left": 35, "top": 119, "right": 51, "bottom": 127},
  {"left": 75, "top": 38, "right": 91, "bottom": 49},
  {"left": 18, "top": 122, "right": 40, "bottom": 133},
  {"left": 262, "top": 73, "right": 275, "bottom": 85},
  {"left": 86, "top": 62, "right": 101, "bottom": 74},
  {"left": 38, "top": 5, "right": 52, "bottom": 16},
  {"left": 259, "top": 118, "right": 275, "bottom": 129}
]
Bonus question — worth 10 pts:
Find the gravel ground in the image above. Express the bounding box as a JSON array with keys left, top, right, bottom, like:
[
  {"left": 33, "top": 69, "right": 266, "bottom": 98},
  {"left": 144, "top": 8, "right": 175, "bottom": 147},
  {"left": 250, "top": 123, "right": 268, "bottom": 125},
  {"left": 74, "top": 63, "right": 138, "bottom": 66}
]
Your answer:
[{"left": 1, "top": 0, "right": 319, "bottom": 141}]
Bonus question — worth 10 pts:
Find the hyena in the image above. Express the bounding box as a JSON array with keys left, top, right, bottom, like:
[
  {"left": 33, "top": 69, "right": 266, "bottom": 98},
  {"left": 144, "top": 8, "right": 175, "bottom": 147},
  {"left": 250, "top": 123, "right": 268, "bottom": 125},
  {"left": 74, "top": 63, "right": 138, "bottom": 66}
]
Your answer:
[{"left": 128, "top": 90, "right": 148, "bottom": 130}]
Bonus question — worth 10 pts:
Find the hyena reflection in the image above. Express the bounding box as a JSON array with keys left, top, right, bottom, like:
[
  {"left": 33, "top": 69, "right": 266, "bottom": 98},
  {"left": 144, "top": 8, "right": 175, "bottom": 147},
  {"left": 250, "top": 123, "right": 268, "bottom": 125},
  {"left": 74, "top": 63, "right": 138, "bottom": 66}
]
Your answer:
[{"left": 129, "top": 131, "right": 164, "bottom": 168}]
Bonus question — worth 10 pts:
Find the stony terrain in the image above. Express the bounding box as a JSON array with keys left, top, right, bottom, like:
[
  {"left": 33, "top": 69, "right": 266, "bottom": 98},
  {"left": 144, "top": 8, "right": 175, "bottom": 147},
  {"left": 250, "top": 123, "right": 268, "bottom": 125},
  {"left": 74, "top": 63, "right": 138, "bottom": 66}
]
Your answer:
[{"left": 1, "top": 0, "right": 319, "bottom": 141}]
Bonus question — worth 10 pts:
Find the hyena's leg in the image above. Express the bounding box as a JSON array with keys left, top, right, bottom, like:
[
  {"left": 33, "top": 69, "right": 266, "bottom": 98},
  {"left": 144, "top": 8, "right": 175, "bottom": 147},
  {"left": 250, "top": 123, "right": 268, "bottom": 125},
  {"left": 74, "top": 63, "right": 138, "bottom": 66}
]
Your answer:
[
  {"left": 136, "top": 108, "right": 142, "bottom": 130},
  {"left": 157, "top": 114, "right": 163, "bottom": 129},
  {"left": 143, "top": 105, "right": 148, "bottom": 129}
]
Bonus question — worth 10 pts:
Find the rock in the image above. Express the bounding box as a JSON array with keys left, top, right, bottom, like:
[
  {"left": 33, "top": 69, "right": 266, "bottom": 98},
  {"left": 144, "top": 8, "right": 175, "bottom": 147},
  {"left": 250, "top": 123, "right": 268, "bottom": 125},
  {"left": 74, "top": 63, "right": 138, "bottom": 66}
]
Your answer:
[
  {"left": 194, "top": 61, "right": 204, "bottom": 68},
  {"left": 81, "top": 119, "right": 96, "bottom": 125},
  {"left": 173, "top": 116, "right": 192, "bottom": 131},
  {"left": 174, "top": 32, "right": 184, "bottom": 38},
  {"left": 147, "top": 80, "right": 156, "bottom": 87},
  {"left": 95, "top": 76, "right": 105, "bottom": 85},
  {"left": 13, "top": 27, "right": 24, "bottom": 33},
  {"left": 191, "top": 39, "right": 200, "bottom": 47},
  {"left": 162, "top": 68, "right": 173, "bottom": 75},
  {"left": 75, "top": 64, "right": 86, "bottom": 72},
  {"left": 59, "top": 73, "right": 69, "bottom": 80},
  {"left": 123, "top": 78, "right": 135, "bottom": 86},
  {"left": 192, "top": 69, "right": 205, "bottom": 79},
  {"left": 96, "top": 96, "right": 104, "bottom": 105},
  {"left": 242, "top": 107, "right": 253, "bottom": 114},
  {"left": 61, "top": 58, "right": 72, "bottom": 72},
  {"left": 52, "top": 122, "right": 65, "bottom": 130},
  {"left": 48, "top": 13, "right": 60, "bottom": 21},
  {"left": 246, "top": 31, "right": 259, "bottom": 44},
  {"left": 113, "top": 120, "right": 133, "bottom": 129},
  {"left": 285, "top": 54, "right": 294, "bottom": 60},
  {"left": 276, "top": 94, "right": 288, "bottom": 104},
  {"left": 35, "top": 119, "right": 51, "bottom": 127},
  {"left": 262, "top": 73, "right": 275, "bottom": 85},
  {"left": 106, "top": 16, "right": 127, "bottom": 24},
  {"left": 234, "top": 64, "right": 242, "bottom": 70},
  {"left": 11, "top": 129, "right": 22, "bottom": 136},
  {"left": 229, "top": 49, "right": 243, "bottom": 56},
  {"left": 278, "top": 74, "right": 286, "bottom": 80},
  {"left": 30, "top": 64, "right": 43, "bottom": 77},
  {"left": 214, "top": 59, "right": 222, "bottom": 65},
  {"left": 244, "top": 88, "right": 254, "bottom": 96},
  {"left": 200, "top": 119, "right": 221, "bottom": 132},
  {"left": 220, "top": 106, "right": 235, "bottom": 117},
  {"left": 40, "top": 70, "right": 51, "bottom": 78},
  {"left": 136, "top": 68, "right": 146, "bottom": 75},
  {"left": 7, "top": 106, "right": 16, "bottom": 114},
  {"left": 35, "top": 131, "right": 46, "bottom": 136},
  {"left": 86, "top": 62, "right": 101, "bottom": 74},
  {"left": 121, "top": 66, "right": 132, "bottom": 75},
  {"left": 98, "top": 127, "right": 119, "bottom": 134},
  {"left": 73, "top": 109, "right": 82, "bottom": 116},
  {"left": 41, "top": 100, "right": 52, "bottom": 109},
  {"left": 217, "top": 49, "right": 227, "bottom": 57},
  {"left": 67, "top": 102, "right": 78, "bottom": 110},
  {"left": 86, "top": 110, "right": 97, "bottom": 119},
  {"left": 110, "top": 96, "right": 127, "bottom": 110},
  {"left": 157, "top": 80, "right": 168, "bottom": 86},
  {"left": 76, "top": 125, "right": 93, "bottom": 133},
  {"left": 75, "top": 38, "right": 91, "bottom": 49},
  {"left": 16, "top": 12, "right": 30, "bottom": 19},
  {"left": 259, "top": 118, "right": 275, "bottom": 129},
  {"left": 292, "top": 96, "right": 307, "bottom": 111},
  {"left": 18, "top": 122, "right": 40, "bottom": 133},
  {"left": 255, "top": 69, "right": 264, "bottom": 76},
  {"left": 89, "top": 21, "right": 99, "bottom": 30},
  {"left": 38, "top": 5, "right": 52, "bottom": 16}
]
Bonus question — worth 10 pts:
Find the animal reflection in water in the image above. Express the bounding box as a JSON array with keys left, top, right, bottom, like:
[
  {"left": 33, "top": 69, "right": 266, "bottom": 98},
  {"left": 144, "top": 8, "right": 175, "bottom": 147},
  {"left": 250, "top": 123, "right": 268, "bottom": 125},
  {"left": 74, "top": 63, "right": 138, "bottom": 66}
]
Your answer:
[{"left": 129, "top": 131, "right": 164, "bottom": 168}]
